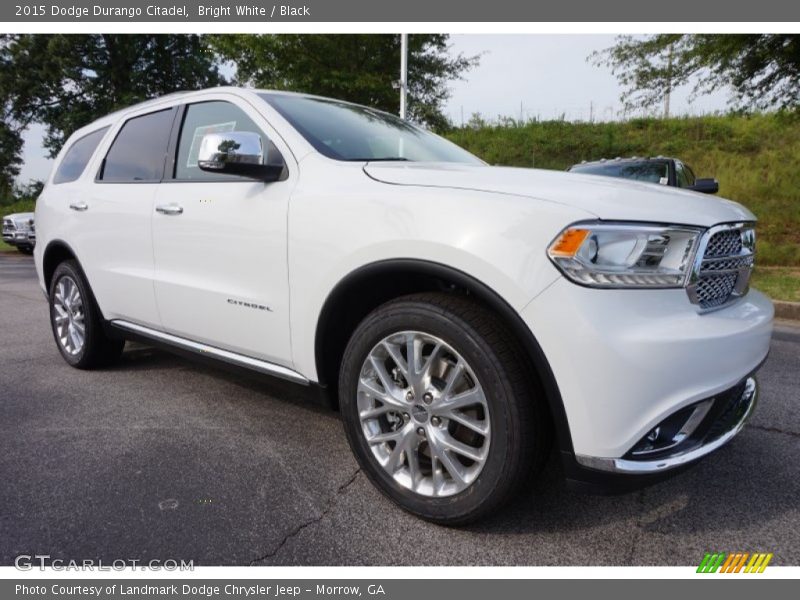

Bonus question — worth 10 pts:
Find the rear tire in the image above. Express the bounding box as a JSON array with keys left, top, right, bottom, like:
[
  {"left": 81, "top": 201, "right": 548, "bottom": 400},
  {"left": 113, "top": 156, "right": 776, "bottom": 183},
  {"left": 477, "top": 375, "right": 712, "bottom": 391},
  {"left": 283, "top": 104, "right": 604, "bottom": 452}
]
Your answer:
[
  {"left": 339, "top": 292, "right": 550, "bottom": 525},
  {"left": 49, "top": 260, "right": 124, "bottom": 369}
]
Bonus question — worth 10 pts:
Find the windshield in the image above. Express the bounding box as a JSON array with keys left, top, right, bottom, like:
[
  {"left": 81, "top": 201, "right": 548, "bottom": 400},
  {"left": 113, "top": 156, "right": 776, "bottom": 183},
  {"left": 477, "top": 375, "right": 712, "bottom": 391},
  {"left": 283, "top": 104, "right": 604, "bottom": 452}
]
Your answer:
[
  {"left": 259, "top": 93, "right": 482, "bottom": 164},
  {"left": 570, "top": 161, "right": 670, "bottom": 184}
]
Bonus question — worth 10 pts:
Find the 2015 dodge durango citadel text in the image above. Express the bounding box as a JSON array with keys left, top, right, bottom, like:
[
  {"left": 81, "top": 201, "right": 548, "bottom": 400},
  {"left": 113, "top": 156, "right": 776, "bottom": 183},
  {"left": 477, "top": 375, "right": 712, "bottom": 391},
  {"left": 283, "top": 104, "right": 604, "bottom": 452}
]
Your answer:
[{"left": 34, "top": 88, "right": 773, "bottom": 524}]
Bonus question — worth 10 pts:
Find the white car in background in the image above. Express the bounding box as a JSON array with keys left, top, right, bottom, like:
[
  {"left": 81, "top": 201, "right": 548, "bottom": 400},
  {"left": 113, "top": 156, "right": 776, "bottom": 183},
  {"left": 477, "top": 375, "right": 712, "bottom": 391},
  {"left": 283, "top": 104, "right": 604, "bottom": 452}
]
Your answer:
[
  {"left": 33, "top": 88, "right": 773, "bottom": 524},
  {"left": 2, "top": 212, "right": 35, "bottom": 254}
]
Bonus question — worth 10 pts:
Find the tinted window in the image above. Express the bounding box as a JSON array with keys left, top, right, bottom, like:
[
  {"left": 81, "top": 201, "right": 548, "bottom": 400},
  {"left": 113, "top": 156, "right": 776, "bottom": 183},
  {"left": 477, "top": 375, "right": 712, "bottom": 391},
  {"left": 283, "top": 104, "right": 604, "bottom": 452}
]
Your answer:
[
  {"left": 260, "top": 93, "right": 481, "bottom": 164},
  {"left": 175, "top": 101, "right": 281, "bottom": 181},
  {"left": 53, "top": 127, "right": 108, "bottom": 184},
  {"left": 683, "top": 163, "right": 696, "bottom": 186},
  {"left": 101, "top": 109, "right": 175, "bottom": 182},
  {"left": 675, "top": 162, "right": 690, "bottom": 188},
  {"left": 570, "top": 161, "right": 670, "bottom": 184}
]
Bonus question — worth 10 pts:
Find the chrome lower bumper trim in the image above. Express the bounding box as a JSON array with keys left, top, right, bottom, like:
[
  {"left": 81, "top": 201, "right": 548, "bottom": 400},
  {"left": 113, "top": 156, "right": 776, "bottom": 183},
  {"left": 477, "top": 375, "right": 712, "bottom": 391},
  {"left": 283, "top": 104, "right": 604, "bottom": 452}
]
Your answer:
[
  {"left": 575, "top": 377, "right": 757, "bottom": 474},
  {"left": 110, "top": 319, "right": 310, "bottom": 385}
]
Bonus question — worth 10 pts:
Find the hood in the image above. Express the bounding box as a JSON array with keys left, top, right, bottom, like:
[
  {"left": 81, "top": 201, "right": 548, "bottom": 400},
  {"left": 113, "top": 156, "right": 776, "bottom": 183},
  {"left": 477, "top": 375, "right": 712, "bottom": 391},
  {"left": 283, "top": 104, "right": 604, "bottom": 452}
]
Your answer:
[
  {"left": 4, "top": 212, "right": 34, "bottom": 220},
  {"left": 363, "top": 163, "right": 755, "bottom": 228},
  {"left": 4, "top": 212, "right": 34, "bottom": 224}
]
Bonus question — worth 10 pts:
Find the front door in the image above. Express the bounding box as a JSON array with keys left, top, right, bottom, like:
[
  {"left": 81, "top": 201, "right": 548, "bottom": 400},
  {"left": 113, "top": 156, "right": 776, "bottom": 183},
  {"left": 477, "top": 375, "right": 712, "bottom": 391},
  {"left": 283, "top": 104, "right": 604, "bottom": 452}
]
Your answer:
[{"left": 151, "top": 99, "right": 294, "bottom": 366}]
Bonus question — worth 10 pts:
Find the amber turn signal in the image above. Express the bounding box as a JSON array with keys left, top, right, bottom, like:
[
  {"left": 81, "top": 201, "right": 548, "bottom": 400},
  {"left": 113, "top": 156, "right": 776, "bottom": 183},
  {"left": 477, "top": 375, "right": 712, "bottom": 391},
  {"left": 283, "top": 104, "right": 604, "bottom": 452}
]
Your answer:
[{"left": 548, "top": 228, "right": 589, "bottom": 257}]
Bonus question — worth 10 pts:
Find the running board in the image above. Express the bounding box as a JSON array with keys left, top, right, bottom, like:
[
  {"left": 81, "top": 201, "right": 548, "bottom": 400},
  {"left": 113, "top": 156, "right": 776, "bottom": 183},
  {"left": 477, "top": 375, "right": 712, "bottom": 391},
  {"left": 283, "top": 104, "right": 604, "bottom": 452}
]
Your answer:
[{"left": 110, "top": 320, "right": 309, "bottom": 385}]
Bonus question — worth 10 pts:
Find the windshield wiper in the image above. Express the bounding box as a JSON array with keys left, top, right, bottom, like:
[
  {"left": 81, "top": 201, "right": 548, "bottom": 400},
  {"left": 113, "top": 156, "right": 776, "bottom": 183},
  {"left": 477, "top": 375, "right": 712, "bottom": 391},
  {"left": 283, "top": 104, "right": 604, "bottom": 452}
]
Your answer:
[{"left": 346, "top": 157, "right": 412, "bottom": 162}]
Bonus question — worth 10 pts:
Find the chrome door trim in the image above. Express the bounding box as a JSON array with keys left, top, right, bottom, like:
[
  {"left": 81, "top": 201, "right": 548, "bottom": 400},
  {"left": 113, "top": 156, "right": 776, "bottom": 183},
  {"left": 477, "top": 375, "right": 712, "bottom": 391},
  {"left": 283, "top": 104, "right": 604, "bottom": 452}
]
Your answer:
[{"left": 110, "top": 319, "right": 309, "bottom": 385}]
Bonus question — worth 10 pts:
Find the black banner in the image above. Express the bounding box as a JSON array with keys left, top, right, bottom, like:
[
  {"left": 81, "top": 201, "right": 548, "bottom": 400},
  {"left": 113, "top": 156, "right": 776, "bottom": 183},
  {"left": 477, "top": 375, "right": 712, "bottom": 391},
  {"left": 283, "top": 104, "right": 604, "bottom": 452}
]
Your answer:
[{"left": 2, "top": 0, "right": 800, "bottom": 22}]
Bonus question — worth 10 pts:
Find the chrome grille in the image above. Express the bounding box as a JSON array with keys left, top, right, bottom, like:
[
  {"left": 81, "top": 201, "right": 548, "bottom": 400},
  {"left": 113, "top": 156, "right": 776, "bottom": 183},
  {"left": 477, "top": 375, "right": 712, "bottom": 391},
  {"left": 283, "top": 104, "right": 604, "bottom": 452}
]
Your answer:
[
  {"left": 704, "top": 229, "right": 742, "bottom": 257},
  {"left": 699, "top": 255, "right": 755, "bottom": 272},
  {"left": 687, "top": 223, "right": 755, "bottom": 311},
  {"left": 694, "top": 273, "right": 738, "bottom": 308}
]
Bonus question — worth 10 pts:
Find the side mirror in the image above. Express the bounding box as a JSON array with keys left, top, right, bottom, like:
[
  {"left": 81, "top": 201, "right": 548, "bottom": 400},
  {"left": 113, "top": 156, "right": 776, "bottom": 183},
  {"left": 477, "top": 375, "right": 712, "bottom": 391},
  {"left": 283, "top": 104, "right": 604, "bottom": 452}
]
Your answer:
[
  {"left": 690, "top": 178, "right": 719, "bottom": 194},
  {"left": 197, "top": 131, "right": 283, "bottom": 182}
]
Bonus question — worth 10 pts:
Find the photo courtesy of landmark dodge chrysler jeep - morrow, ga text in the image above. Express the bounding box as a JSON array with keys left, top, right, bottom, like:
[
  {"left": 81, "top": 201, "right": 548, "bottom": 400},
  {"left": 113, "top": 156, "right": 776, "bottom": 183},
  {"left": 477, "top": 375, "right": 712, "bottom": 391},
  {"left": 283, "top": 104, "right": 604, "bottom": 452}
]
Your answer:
[{"left": 33, "top": 88, "right": 773, "bottom": 524}]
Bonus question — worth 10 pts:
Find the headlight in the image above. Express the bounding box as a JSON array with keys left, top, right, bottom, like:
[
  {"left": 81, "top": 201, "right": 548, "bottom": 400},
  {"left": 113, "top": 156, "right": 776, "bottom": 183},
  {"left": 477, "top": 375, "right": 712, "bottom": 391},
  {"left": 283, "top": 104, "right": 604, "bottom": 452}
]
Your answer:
[{"left": 547, "top": 222, "right": 702, "bottom": 288}]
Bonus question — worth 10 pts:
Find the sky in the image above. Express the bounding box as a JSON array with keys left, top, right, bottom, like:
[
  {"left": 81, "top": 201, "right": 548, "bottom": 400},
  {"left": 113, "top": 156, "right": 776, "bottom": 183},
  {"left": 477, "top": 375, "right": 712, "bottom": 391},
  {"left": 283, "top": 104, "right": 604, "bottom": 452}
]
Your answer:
[{"left": 17, "top": 34, "right": 732, "bottom": 183}]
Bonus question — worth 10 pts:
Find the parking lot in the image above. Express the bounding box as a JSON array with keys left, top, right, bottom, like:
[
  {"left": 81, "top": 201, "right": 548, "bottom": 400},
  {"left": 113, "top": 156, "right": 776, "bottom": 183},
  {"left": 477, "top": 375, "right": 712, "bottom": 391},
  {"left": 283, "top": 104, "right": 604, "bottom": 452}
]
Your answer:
[{"left": 1, "top": 252, "right": 798, "bottom": 566}]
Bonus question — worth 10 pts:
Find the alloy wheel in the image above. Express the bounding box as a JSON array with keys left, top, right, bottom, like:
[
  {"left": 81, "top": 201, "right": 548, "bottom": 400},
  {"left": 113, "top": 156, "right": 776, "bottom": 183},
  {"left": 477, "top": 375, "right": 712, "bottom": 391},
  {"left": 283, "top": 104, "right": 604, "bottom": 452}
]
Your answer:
[
  {"left": 357, "top": 331, "right": 491, "bottom": 497},
  {"left": 53, "top": 275, "right": 86, "bottom": 356}
]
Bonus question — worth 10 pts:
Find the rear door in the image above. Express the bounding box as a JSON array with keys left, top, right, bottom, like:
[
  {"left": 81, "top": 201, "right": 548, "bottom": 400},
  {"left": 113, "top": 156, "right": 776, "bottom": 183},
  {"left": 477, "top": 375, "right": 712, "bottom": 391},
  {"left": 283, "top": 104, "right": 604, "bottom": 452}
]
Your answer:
[
  {"left": 74, "top": 107, "right": 178, "bottom": 327},
  {"left": 151, "top": 97, "right": 295, "bottom": 366}
]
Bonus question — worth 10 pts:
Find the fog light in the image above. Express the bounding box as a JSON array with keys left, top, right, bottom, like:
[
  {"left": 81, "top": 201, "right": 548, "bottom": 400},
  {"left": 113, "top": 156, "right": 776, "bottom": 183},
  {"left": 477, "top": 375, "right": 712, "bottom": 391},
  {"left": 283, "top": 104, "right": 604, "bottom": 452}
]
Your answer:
[{"left": 629, "top": 399, "right": 714, "bottom": 457}]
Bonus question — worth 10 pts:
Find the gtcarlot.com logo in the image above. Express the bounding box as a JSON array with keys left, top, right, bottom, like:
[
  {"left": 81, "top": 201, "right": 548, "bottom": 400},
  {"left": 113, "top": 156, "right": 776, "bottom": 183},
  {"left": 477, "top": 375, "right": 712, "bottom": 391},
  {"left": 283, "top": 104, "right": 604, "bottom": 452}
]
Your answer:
[
  {"left": 697, "top": 552, "right": 773, "bottom": 573},
  {"left": 14, "top": 554, "right": 194, "bottom": 571}
]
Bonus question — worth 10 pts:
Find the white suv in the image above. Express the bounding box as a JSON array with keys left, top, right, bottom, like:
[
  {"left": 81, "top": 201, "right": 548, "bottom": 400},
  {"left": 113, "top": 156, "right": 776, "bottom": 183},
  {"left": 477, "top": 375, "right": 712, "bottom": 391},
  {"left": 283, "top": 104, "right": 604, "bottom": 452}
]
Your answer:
[{"left": 34, "top": 87, "right": 773, "bottom": 523}]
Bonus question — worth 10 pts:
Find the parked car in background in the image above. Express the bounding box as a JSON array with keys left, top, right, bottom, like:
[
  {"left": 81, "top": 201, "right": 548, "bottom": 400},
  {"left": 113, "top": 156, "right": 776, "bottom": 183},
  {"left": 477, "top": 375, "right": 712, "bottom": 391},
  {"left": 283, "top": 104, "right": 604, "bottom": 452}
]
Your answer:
[
  {"left": 568, "top": 157, "right": 719, "bottom": 194},
  {"left": 34, "top": 88, "right": 771, "bottom": 524},
  {"left": 2, "top": 212, "right": 35, "bottom": 254}
]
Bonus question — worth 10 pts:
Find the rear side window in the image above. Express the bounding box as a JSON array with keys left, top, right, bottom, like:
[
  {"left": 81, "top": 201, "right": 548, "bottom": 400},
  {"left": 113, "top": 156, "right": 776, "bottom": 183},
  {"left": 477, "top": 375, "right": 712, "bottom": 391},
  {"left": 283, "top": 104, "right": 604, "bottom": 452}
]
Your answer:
[
  {"left": 100, "top": 109, "right": 175, "bottom": 182},
  {"left": 53, "top": 127, "right": 109, "bottom": 184}
]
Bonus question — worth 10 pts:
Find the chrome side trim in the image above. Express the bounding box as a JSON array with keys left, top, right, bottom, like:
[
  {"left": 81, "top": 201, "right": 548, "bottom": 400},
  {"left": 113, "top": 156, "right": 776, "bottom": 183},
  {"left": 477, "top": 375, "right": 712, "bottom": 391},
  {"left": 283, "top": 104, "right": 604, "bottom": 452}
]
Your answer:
[
  {"left": 576, "top": 378, "right": 757, "bottom": 474},
  {"left": 110, "top": 320, "right": 309, "bottom": 385}
]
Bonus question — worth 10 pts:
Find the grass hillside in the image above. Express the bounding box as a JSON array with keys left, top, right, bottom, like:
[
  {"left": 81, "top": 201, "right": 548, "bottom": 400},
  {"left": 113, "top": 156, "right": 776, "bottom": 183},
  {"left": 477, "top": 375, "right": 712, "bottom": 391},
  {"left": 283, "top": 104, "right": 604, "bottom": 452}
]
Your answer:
[{"left": 447, "top": 113, "right": 800, "bottom": 267}]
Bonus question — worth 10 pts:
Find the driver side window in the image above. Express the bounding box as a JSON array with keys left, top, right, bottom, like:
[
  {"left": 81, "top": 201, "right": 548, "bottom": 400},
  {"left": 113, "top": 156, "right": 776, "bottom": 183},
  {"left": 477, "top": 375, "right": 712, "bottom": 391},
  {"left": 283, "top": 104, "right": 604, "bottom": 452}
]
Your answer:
[{"left": 175, "top": 101, "right": 284, "bottom": 181}]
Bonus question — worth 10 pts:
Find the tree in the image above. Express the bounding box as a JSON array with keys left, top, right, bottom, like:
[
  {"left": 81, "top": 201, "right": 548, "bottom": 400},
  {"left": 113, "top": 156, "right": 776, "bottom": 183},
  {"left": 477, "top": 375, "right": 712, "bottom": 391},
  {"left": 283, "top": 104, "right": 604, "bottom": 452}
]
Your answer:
[
  {"left": 0, "top": 34, "right": 224, "bottom": 182},
  {"left": 0, "top": 121, "right": 22, "bottom": 199},
  {"left": 592, "top": 34, "right": 800, "bottom": 113},
  {"left": 210, "top": 34, "right": 477, "bottom": 130}
]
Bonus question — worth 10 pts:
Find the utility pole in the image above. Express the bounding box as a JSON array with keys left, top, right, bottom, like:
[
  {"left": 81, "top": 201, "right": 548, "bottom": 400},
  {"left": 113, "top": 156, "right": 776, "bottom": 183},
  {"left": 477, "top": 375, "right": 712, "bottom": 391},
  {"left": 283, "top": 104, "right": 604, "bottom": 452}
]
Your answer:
[{"left": 400, "top": 33, "right": 408, "bottom": 120}]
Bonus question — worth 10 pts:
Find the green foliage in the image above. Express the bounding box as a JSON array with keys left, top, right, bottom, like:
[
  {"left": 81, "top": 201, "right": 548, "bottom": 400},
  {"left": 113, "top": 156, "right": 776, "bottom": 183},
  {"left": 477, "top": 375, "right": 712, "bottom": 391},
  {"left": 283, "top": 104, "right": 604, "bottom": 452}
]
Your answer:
[
  {"left": 447, "top": 112, "right": 800, "bottom": 266},
  {"left": 751, "top": 268, "right": 800, "bottom": 303},
  {"left": 0, "top": 197, "right": 35, "bottom": 215},
  {"left": 592, "top": 34, "right": 800, "bottom": 112},
  {"left": 0, "top": 34, "right": 224, "bottom": 159},
  {"left": 0, "top": 122, "right": 22, "bottom": 197},
  {"left": 0, "top": 179, "right": 42, "bottom": 209},
  {"left": 210, "top": 34, "right": 477, "bottom": 130}
]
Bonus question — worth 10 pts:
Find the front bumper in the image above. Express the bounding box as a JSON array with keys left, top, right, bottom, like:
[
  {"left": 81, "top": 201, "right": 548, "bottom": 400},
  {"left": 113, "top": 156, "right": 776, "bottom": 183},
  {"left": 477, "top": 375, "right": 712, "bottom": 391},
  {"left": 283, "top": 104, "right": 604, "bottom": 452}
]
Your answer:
[
  {"left": 3, "top": 230, "right": 31, "bottom": 246},
  {"left": 521, "top": 278, "right": 773, "bottom": 488},
  {"left": 575, "top": 376, "right": 757, "bottom": 474}
]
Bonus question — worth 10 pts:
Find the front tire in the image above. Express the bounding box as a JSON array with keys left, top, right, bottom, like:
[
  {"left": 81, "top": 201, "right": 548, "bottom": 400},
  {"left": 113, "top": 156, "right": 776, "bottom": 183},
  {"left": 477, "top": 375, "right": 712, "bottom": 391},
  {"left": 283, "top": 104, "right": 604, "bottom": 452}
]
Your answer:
[
  {"left": 339, "top": 292, "right": 550, "bottom": 525},
  {"left": 49, "top": 260, "right": 124, "bottom": 369}
]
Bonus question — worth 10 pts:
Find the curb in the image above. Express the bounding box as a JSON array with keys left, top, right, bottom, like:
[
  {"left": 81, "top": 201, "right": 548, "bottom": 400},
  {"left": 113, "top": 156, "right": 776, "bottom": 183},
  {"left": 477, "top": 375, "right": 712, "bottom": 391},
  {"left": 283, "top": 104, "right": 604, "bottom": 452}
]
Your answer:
[{"left": 773, "top": 301, "right": 800, "bottom": 322}]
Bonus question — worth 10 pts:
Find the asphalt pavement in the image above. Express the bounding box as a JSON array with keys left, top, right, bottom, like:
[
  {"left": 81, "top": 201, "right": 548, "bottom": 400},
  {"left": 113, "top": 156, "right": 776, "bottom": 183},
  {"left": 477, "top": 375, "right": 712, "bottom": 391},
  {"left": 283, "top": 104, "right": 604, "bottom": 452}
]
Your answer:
[{"left": 1, "top": 252, "right": 798, "bottom": 566}]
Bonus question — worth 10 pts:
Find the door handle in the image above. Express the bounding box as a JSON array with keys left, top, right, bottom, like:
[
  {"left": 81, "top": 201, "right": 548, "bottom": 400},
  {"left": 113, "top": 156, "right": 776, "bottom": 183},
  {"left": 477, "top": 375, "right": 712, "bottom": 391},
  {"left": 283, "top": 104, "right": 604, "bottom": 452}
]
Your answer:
[
  {"left": 69, "top": 201, "right": 88, "bottom": 212},
  {"left": 155, "top": 204, "right": 184, "bottom": 216}
]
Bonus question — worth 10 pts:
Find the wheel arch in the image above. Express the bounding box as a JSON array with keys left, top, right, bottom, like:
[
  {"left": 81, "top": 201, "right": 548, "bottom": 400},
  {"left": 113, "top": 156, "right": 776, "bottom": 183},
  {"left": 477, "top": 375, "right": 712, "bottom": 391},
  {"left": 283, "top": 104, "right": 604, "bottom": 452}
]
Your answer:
[
  {"left": 43, "top": 239, "right": 119, "bottom": 339},
  {"left": 42, "top": 239, "right": 80, "bottom": 291},
  {"left": 314, "top": 259, "right": 574, "bottom": 454}
]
